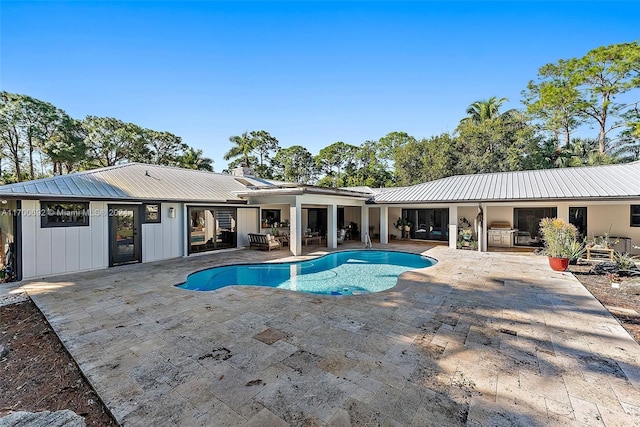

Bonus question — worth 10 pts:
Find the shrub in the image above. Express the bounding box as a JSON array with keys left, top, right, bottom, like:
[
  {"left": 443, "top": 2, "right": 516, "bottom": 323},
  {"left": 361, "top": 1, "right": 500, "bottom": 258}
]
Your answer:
[{"left": 614, "top": 252, "right": 636, "bottom": 270}]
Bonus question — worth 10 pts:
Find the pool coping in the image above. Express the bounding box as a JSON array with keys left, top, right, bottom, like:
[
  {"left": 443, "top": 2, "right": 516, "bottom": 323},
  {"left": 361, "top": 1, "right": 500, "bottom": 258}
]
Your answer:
[{"left": 175, "top": 248, "right": 438, "bottom": 295}]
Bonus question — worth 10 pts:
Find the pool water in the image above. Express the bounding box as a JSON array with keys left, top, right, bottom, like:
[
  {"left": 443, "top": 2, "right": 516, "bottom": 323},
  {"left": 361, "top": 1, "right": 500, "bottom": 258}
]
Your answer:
[{"left": 177, "top": 250, "right": 436, "bottom": 295}]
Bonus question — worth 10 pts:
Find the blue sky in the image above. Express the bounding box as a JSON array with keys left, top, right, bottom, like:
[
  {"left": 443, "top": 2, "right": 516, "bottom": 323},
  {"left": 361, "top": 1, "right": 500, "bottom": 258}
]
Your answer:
[{"left": 2, "top": 1, "right": 638, "bottom": 171}]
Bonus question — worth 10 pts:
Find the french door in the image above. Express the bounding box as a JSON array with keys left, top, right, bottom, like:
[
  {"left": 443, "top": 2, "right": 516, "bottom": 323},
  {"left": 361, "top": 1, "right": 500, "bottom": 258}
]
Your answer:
[{"left": 109, "top": 205, "right": 142, "bottom": 266}]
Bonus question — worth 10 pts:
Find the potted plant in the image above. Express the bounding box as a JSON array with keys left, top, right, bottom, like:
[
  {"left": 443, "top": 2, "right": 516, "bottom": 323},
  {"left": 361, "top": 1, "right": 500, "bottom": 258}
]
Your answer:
[
  {"left": 393, "top": 217, "right": 412, "bottom": 239},
  {"left": 539, "top": 218, "right": 583, "bottom": 271},
  {"left": 587, "top": 233, "right": 619, "bottom": 250},
  {"left": 456, "top": 217, "right": 475, "bottom": 249}
]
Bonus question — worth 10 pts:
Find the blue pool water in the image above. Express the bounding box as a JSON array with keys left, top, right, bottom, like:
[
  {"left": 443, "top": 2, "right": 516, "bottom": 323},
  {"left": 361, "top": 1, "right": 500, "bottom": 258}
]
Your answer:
[{"left": 177, "top": 250, "right": 436, "bottom": 295}]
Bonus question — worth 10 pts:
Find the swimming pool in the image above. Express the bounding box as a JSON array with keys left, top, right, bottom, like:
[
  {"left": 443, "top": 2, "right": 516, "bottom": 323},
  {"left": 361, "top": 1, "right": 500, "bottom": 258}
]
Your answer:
[{"left": 177, "top": 250, "right": 436, "bottom": 295}]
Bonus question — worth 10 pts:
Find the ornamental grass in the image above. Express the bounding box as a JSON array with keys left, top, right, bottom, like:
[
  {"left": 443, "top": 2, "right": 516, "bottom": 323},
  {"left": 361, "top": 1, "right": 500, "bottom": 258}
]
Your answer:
[{"left": 539, "top": 217, "right": 583, "bottom": 259}]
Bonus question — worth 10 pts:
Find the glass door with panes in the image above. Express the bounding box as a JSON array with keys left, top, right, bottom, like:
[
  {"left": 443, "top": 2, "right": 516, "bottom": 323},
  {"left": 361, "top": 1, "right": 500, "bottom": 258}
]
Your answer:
[{"left": 109, "top": 205, "right": 141, "bottom": 266}]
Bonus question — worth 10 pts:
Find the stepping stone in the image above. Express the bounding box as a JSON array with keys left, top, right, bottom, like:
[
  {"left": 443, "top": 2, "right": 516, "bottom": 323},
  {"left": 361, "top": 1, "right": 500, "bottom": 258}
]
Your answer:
[{"left": 0, "top": 410, "right": 85, "bottom": 427}]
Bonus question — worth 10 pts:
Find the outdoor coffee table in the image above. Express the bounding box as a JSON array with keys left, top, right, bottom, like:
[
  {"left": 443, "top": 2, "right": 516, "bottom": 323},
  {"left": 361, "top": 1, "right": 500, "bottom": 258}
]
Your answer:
[{"left": 303, "top": 235, "right": 323, "bottom": 246}]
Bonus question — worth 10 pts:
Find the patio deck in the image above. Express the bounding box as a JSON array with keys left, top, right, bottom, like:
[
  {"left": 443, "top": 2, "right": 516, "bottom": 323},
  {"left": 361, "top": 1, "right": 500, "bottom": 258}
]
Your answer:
[{"left": 8, "top": 243, "right": 640, "bottom": 426}]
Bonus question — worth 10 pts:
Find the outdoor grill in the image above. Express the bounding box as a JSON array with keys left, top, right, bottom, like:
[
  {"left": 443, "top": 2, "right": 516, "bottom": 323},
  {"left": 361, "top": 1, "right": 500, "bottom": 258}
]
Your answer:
[{"left": 488, "top": 221, "right": 517, "bottom": 247}]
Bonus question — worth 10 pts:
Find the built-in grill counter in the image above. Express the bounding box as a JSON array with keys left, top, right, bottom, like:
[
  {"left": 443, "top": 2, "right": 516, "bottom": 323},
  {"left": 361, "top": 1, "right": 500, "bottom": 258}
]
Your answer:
[{"left": 488, "top": 221, "right": 517, "bottom": 248}]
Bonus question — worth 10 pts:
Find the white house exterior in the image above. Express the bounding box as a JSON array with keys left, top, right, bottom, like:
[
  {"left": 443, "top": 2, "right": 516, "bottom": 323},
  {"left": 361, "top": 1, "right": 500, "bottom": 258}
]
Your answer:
[
  {"left": 368, "top": 161, "right": 640, "bottom": 254},
  {"left": 0, "top": 161, "right": 639, "bottom": 281}
]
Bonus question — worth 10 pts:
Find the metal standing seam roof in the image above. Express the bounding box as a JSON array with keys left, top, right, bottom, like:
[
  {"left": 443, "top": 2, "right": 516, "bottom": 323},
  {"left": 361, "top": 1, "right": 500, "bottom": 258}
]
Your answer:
[
  {"left": 0, "top": 163, "right": 283, "bottom": 202},
  {"left": 372, "top": 161, "right": 640, "bottom": 203},
  {"left": 2, "top": 161, "right": 639, "bottom": 204}
]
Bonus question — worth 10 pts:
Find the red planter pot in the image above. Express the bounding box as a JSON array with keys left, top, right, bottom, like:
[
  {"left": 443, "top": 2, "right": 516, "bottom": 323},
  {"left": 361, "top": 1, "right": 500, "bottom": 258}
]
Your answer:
[{"left": 548, "top": 256, "right": 570, "bottom": 272}]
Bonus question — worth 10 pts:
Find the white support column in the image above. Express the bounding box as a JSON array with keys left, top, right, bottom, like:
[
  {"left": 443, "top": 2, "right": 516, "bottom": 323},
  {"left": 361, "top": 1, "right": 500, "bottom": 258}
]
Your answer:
[
  {"left": 183, "top": 204, "right": 190, "bottom": 256},
  {"left": 557, "top": 203, "right": 570, "bottom": 223},
  {"left": 380, "top": 206, "right": 389, "bottom": 244},
  {"left": 327, "top": 204, "right": 337, "bottom": 249},
  {"left": 360, "top": 205, "right": 369, "bottom": 243},
  {"left": 449, "top": 205, "right": 458, "bottom": 249},
  {"left": 290, "top": 200, "right": 302, "bottom": 256}
]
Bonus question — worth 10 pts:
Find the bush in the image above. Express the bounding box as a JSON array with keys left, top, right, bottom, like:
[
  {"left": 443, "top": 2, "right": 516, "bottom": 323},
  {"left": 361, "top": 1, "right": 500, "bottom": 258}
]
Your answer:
[{"left": 614, "top": 252, "right": 636, "bottom": 270}]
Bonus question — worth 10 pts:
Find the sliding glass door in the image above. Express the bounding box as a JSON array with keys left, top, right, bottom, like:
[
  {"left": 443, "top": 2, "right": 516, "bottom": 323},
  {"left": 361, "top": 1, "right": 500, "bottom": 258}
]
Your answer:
[
  {"left": 402, "top": 208, "right": 449, "bottom": 241},
  {"left": 513, "top": 207, "right": 557, "bottom": 246},
  {"left": 188, "top": 207, "right": 237, "bottom": 254}
]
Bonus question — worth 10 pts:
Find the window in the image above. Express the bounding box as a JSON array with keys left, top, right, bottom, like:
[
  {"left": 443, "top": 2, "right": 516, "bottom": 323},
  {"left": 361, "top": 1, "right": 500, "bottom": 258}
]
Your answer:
[
  {"left": 41, "top": 201, "right": 89, "bottom": 228},
  {"left": 144, "top": 203, "right": 161, "bottom": 223},
  {"left": 261, "top": 209, "right": 281, "bottom": 228},
  {"left": 631, "top": 205, "right": 640, "bottom": 227},
  {"left": 569, "top": 207, "right": 587, "bottom": 237}
]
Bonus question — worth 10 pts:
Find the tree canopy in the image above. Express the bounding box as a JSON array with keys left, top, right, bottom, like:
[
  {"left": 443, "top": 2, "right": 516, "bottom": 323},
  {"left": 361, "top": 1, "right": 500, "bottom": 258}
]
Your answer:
[
  {"left": 524, "top": 41, "right": 640, "bottom": 154},
  {"left": 0, "top": 91, "right": 213, "bottom": 183},
  {"left": 2, "top": 41, "right": 639, "bottom": 187}
]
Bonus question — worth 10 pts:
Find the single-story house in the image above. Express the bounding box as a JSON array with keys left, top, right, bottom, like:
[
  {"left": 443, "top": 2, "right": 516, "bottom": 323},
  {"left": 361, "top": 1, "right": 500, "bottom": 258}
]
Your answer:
[{"left": 0, "top": 161, "right": 638, "bottom": 281}]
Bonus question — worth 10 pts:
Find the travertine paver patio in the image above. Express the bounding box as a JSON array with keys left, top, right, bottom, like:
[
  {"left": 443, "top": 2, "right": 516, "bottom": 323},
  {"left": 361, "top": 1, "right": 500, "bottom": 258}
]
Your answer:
[{"left": 14, "top": 244, "right": 640, "bottom": 426}]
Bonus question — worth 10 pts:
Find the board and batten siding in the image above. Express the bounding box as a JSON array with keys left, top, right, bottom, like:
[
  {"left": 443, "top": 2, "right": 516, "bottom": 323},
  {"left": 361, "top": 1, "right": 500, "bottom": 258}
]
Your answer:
[
  {"left": 21, "top": 200, "right": 109, "bottom": 279},
  {"left": 236, "top": 207, "right": 259, "bottom": 247},
  {"left": 142, "top": 203, "right": 184, "bottom": 262}
]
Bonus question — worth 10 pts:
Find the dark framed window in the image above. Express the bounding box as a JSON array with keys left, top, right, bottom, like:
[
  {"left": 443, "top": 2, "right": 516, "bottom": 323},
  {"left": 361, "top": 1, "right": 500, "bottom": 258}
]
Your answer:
[
  {"left": 144, "top": 203, "right": 161, "bottom": 223},
  {"left": 631, "top": 205, "right": 640, "bottom": 227},
  {"left": 569, "top": 207, "right": 587, "bottom": 237},
  {"left": 41, "top": 201, "right": 89, "bottom": 228},
  {"left": 261, "top": 209, "right": 281, "bottom": 228}
]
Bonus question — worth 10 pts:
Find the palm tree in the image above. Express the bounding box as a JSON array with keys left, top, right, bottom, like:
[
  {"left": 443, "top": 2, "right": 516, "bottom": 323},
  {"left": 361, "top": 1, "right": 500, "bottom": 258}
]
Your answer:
[
  {"left": 458, "top": 96, "right": 508, "bottom": 127},
  {"left": 224, "top": 132, "right": 255, "bottom": 168},
  {"left": 179, "top": 147, "right": 213, "bottom": 171}
]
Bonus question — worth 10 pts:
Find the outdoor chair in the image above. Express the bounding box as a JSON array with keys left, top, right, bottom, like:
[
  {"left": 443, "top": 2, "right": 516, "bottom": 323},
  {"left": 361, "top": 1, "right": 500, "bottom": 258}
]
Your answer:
[{"left": 248, "top": 233, "right": 281, "bottom": 251}]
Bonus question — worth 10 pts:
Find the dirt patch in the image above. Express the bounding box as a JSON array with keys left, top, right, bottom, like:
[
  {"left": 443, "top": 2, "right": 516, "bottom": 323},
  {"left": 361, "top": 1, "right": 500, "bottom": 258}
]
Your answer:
[
  {"left": 569, "top": 262, "right": 640, "bottom": 343},
  {"left": 0, "top": 264, "right": 638, "bottom": 425},
  {"left": 0, "top": 300, "right": 117, "bottom": 426}
]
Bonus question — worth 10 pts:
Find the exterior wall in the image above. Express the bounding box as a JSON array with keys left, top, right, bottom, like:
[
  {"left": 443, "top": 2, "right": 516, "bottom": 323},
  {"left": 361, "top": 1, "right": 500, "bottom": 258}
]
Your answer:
[
  {"left": 301, "top": 209, "right": 309, "bottom": 232},
  {"left": 237, "top": 208, "right": 259, "bottom": 247},
  {"left": 588, "top": 204, "right": 640, "bottom": 254},
  {"left": 22, "top": 200, "right": 109, "bottom": 279},
  {"left": 486, "top": 206, "right": 513, "bottom": 226},
  {"left": 368, "top": 207, "right": 381, "bottom": 238},
  {"left": 388, "top": 207, "right": 402, "bottom": 239},
  {"left": 343, "top": 207, "right": 360, "bottom": 228},
  {"left": 141, "top": 203, "right": 184, "bottom": 263},
  {"left": 475, "top": 202, "right": 640, "bottom": 254},
  {"left": 22, "top": 200, "right": 187, "bottom": 279}
]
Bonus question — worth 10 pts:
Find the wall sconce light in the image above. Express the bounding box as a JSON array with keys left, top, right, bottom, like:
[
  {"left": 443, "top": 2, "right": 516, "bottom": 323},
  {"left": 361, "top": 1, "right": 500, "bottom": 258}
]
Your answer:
[{"left": 169, "top": 207, "right": 176, "bottom": 218}]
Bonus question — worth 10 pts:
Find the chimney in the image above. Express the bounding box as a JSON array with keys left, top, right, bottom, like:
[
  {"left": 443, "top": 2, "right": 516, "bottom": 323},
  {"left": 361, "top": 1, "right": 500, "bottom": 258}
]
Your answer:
[{"left": 231, "top": 163, "right": 254, "bottom": 177}]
